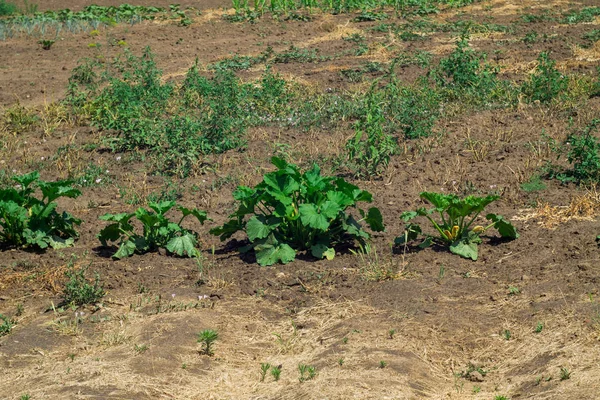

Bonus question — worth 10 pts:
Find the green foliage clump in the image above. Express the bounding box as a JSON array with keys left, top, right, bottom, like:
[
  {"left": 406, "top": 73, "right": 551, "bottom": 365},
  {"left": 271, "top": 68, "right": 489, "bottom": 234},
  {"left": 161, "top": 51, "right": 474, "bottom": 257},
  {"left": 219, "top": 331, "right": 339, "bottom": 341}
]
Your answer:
[
  {"left": 561, "top": 7, "right": 600, "bottom": 24},
  {"left": 0, "top": 171, "right": 81, "bottom": 250},
  {"left": 0, "top": 314, "right": 12, "bottom": 336},
  {"left": 98, "top": 201, "right": 209, "bottom": 259},
  {"left": 197, "top": 329, "right": 218, "bottom": 355},
  {"left": 67, "top": 48, "right": 292, "bottom": 177},
  {"left": 521, "top": 52, "right": 568, "bottom": 104},
  {"left": 434, "top": 34, "right": 498, "bottom": 95},
  {"left": 210, "top": 157, "right": 384, "bottom": 266},
  {"left": 345, "top": 91, "right": 397, "bottom": 179},
  {"left": 63, "top": 266, "right": 105, "bottom": 306},
  {"left": 0, "top": 0, "right": 17, "bottom": 16},
  {"left": 396, "top": 192, "right": 518, "bottom": 260}
]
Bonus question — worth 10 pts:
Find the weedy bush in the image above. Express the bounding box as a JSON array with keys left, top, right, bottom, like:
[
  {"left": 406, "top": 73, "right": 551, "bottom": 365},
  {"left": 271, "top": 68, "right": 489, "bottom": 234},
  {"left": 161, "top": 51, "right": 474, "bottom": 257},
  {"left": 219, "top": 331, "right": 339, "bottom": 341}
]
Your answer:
[
  {"left": 98, "top": 201, "right": 209, "bottom": 259},
  {"left": 544, "top": 120, "right": 600, "bottom": 184},
  {"left": 0, "top": 171, "right": 81, "bottom": 250},
  {"left": 210, "top": 157, "right": 384, "bottom": 266},
  {"left": 0, "top": 314, "right": 12, "bottom": 336},
  {"left": 63, "top": 266, "right": 105, "bottom": 306},
  {"left": 434, "top": 34, "right": 499, "bottom": 95},
  {"left": 521, "top": 52, "right": 568, "bottom": 104},
  {"left": 197, "top": 329, "right": 218, "bottom": 355},
  {"left": 396, "top": 192, "right": 518, "bottom": 260},
  {"left": 345, "top": 91, "right": 397, "bottom": 179},
  {"left": 68, "top": 49, "right": 292, "bottom": 177},
  {"left": 0, "top": 0, "right": 17, "bottom": 16}
]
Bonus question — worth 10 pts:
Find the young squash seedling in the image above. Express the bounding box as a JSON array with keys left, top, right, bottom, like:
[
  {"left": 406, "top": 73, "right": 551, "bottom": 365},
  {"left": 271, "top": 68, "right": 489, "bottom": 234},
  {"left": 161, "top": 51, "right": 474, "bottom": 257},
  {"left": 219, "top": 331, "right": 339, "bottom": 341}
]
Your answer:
[
  {"left": 98, "top": 201, "right": 209, "bottom": 259},
  {"left": 210, "top": 157, "right": 384, "bottom": 266},
  {"left": 396, "top": 192, "right": 518, "bottom": 260}
]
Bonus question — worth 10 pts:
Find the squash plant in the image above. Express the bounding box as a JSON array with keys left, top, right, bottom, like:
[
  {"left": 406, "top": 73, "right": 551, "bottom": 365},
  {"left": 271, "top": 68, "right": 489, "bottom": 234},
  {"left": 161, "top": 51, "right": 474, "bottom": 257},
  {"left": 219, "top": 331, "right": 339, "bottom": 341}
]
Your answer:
[
  {"left": 98, "top": 201, "right": 209, "bottom": 259},
  {"left": 210, "top": 157, "right": 384, "bottom": 266},
  {"left": 0, "top": 171, "right": 81, "bottom": 250},
  {"left": 395, "top": 192, "right": 518, "bottom": 260}
]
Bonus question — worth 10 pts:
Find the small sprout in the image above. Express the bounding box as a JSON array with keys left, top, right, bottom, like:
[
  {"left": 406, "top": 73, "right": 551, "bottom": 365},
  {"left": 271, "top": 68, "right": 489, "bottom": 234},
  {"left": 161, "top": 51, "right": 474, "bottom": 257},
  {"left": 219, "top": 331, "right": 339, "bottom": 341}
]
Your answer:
[
  {"left": 298, "top": 364, "right": 316, "bottom": 382},
  {"left": 134, "top": 344, "right": 149, "bottom": 354},
  {"left": 502, "top": 329, "right": 511, "bottom": 340},
  {"left": 535, "top": 322, "right": 544, "bottom": 333},
  {"left": 388, "top": 329, "right": 396, "bottom": 339},
  {"left": 270, "top": 365, "right": 282, "bottom": 381},
  {"left": 342, "top": 336, "right": 348, "bottom": 344},
  {"left": 38, "top": 39, "right": 55, "bottom": 50},
  {"left": 338, "top": 358, "right": 344, "bottom": 366},
  {"left": 182, "top": 363, "right": 187, "bottom": 369},
  {"left": 260, "top": 363, "right": 271, "bottom": 382},
  {"left": 90, "top": 30, "right": 100, "bottom": 36},
  {"left": 197, "top": 329, "right": 218, "bottom": 356},
  {"left": 472, "top": 386, "right": 481, "bottom": 393},
  {"left": 67, "top": 353, "right": 75, "bottom": 362},
  {"left": 508, "top": 286, "right": 520, "bottom": 295},
  {"left": 560, "top": 367, "right": 571, "bottom": 381},
  {"left": 379, "top": 360, "right": 387, "bottom": 369}
]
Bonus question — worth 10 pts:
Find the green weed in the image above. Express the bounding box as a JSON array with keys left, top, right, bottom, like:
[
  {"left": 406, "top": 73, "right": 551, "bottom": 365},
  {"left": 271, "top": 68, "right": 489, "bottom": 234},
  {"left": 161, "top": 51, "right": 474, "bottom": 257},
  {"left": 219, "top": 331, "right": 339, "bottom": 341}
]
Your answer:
[
  {"left": 521, "top": 52, "right": 568, "bottom": 104},
  {"left": 197, "top": 329, "right": 219, "bottom": 355},
  {"left": 0, "top": 313, "right": 12, "bottom": 336},
  {"left": 63, "top": 265, "right": 105, "bottom": 307}
]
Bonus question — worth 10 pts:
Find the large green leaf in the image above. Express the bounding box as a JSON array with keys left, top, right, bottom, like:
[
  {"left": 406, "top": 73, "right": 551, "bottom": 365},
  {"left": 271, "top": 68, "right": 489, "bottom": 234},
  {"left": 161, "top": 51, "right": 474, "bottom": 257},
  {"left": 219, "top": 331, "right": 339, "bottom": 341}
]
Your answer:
[
  {"left": 420, "top": 192, "right": 453, "bottom": 211},
  {"left": 254, "top": 234, "right": 296, "bottom": 266},
  {"left": 449, "top": 239, "right": 479, "bottom": 260},
  {"left": 12, "top": 171, "right": 40, "bottom": 190},
  {"left": 311, "top": 243, "right": 335, "bottom": 260},
  {"left": 299, "top": 203, "right": 329, "bottom": 231},
  {"left": 38, "top": 180, "right": 81, "bottom": 203},
  {"left": 148, "top": 200, "right": 176, "bottom": 215},
  {"left": 320, "top": 200, "right": 341, "bottom": 219},
  {"left": 364, "top": 207, "right": 384, "bottom": 232},
  {"left": 246, "top": 215, "right": 279, "bottom": 241},
  {"left": 48, "top": 236, "right": 75, "bottom": 249},
  {"left": 486, "top": 213, "right": 518, "bottom": 239},
  {"left": 114, "top": 239, "right": 138, "bottom": 259},
  {"left": 178, "top": 206, "right": 210, "bottom": 224},
  {"left": 166, "top": 233, "right": 198, "bottom": 257},
  {"left": 327, "top": 190, "right": 354, "bottom": 208},
  {"left": 209, "top": 218, "right": 243, "bottom": 241},
  {"left": 98, "top": 223, "right": 121, "bottom": 245}
]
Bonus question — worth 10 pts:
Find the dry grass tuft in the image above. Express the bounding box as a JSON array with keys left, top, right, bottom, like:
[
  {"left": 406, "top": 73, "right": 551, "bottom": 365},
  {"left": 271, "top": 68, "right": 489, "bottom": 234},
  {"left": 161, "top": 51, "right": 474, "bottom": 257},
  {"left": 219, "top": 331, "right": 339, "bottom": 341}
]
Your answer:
[{"left": 516, "top": 187, "right": 600, "bottom": 228}]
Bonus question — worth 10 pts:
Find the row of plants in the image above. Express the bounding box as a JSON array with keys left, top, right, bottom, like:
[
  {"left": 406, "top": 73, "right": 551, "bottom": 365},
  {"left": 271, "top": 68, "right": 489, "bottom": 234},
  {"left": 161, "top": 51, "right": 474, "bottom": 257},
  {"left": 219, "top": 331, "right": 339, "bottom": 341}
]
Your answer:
[
  {"left": 62, "top": 40, "right": 588, "bottom": 181},
  {"left": 0, "top": 4, "right": 193, "bottom": 40},
  {"left": 0, "top": 159, "right": 518, "bottom": 265}
]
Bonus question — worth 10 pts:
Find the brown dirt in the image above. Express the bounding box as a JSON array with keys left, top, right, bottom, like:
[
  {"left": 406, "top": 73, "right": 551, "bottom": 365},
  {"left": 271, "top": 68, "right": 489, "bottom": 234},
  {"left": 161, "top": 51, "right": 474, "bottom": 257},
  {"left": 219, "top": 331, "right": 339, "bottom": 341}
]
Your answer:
[{"left": 2, "top": 0, "right": 600, "bottom": 399}]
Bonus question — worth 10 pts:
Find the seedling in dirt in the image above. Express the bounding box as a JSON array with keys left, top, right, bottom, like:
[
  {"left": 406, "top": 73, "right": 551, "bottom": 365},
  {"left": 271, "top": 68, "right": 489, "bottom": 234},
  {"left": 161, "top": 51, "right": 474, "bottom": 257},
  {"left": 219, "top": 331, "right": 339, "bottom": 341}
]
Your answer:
[
  {"left": 396, "top": 192, "right": 518, "bottom": 260},
  {"left": 260, "top": 363, "right": 271, "bottom": 382},
  {"left": 388, "top": 329, "right": 396, "bottom": 339},
  {"left": 134, "top": 344, "right": 149, "bottom": 354},
  {"left": 270, "top": 365, "right": 282, "bottom": 381},
  {"left": 210, "top": 157, "right": 384, "bottom": 266},
  {"left": 535, "top": 322, "right": 544, "bottom": 333},
  {"left": 0, "top": 314, "right": 13, "bottom": 336},
  {"left": 560, "top": 367, "right": 571, "bottom": 380},
  {"left": 472, "top": 386, "right": 481, "bottom": 393},
  {"left": 342, "top": 337, "right": 349, "bottom": 344},
  {"left": 38, "top": 39, "right": 55, "bottom": 50},
  {"left": 508, "top": 286, "right": 520, "bottom": 295},
  {"left": 98, "top": 201, "right": 209, "bottom": 259},
  {"left": 67, "top": 353, "right": 75, "bottom": 361},
  {"left": 502, "top": 329, "right": 511, "bottom": 340},
  {"left": 338, "top": 358, "right": 344, "bottom": 366},
  {"left": 379, "top": 360, "right": 387, "bottom": 369},
  {"left": 62, "top": 266, "right": 105, "bottom": 307},
  {"left": 298, "top": 364, "right": 316, "bottom": 382},
  {"left": 0, "top": 171, "right": 82, "bottom": 250},
  {"left": 197, "top": 329, "right": 218, "bottom": 356},
  {"left": 494, "top": 396, "right": 509, "bottom": 400}
]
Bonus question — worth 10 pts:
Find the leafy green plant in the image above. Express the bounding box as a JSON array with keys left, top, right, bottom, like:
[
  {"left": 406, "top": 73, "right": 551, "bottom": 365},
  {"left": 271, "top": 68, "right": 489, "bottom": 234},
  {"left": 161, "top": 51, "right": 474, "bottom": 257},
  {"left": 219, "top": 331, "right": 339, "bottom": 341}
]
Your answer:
[
  {"left": 270, "top": 365, "right": 282, "bottom": 381},
  {"left": 0, "top": 171, "right": 82, "bottom": 250},
  {"left": 210, "top": 157, "right": 384, "bottom": 266},
  {"left": 521, "top": 52, "right": 568, "bottom": 104},
  {"left": 197, "top": 329, "right": 219, "bottom": 355},
  {"left": 559, "top": 367, "right": 571, "bottom": 380},
  {"left": 0, "top": 313, "right": 12, "bottom": 336},
  {"left": 98, "top": 201, "right": 208, "bottom": 259},
  {"left": 260, "top": 363, "right": 271, "bottom": 382},
  {"left": 379, "top": 360, "right": 387, "bottom": 368},
  {"left": 298, "top": 364, "right": 316, "bottom": 382},
  {"left": 63, "top": 266, "right": 105, "bottom": 306},
  {"left": 38, "top": 39, "right": 55, "bottom": 50},
  {"left": 0, "top": 0, "right": 17, "bottom": 16},
  {"left": 434, "top": 34, "right": 498, "bottom": 94},
  {"left": 345, "top": 91, "right": 397, "bottom": 179},
  {"left": 396, "top": 192, "right": 518, "bottom": 260}
]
